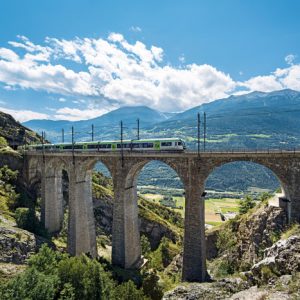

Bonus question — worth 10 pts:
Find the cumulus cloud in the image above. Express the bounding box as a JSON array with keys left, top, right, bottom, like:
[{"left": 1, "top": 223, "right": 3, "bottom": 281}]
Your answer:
[
  {"left": 0, "top": 34, "right": 299, "bottom": 120},
  {"left": 54, "top": 106, "right": 111, "bottom": 121},
  {"left": 0, "top": 106, "right": 49, "bottom": 122}
]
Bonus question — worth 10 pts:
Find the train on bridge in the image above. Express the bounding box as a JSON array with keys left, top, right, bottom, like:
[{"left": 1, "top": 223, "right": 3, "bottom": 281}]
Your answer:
[{"left": 21, "top": 138, "right": 186, "bottom": 152}]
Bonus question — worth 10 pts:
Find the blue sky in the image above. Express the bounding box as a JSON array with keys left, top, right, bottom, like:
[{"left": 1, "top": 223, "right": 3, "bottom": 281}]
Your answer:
[{"left": 0, "top": 0, "right": 299, "bottom": 121}]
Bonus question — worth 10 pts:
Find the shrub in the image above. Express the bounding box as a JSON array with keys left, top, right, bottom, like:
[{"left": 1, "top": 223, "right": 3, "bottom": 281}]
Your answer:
[
  {"left": 110, "top": 280, "right": 148, "bottom": 300},
  {"left": 15, "top": 207, "right": 47, "bottom": 236},
  {"left": 0, "top": 137, "right": 8, "bottom": 148},
  {"left": 141, "top": 234, "right": 151, "bottom": 257},
  {"left": 216, "top": 227, "right": 237, "bottom": 253},
  {"left": 0, "top": 268, "right": 58, "bottom": 300},
  {"left": 259, "top": 192, "right": 273, "bottom": 203},
  {"left": 239, "top": 195, "right": 256, "bottom": 214},
  {"left": 58, "top": 256, "right": 101, "bottom": 299},
  {"left": 59, "top": 283, "right": 75, "bottom": 300},
  {"left": 28, "top": 244, "right": 66, "bottom": 275},
  {"left": 0, "top": 245, "right": 146, "bottom": 300},
  {"left": 142, "top": 270, "right": 164, "bottom": 300}
]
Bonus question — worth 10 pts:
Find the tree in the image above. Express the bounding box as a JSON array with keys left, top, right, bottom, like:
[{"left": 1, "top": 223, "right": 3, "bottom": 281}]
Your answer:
[
  {"left": 111, "top": 280, "right": 148, "bottom": 300},
  {"left": 259, "top": 192, "right": 273, "bottom": 203},
  {"left": 0, "top": 268, "right": 58, "bottom": 300},
  {"left": 142, "top": 270, "right": 163, "bottom": 300},
  {"left": 239, "top": 195, "right": 256, "bottom": 214}
]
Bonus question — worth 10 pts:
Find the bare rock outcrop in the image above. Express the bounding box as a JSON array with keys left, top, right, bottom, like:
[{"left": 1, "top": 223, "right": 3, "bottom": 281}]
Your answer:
[
  {"left": 251, "top": 235, "right": 300, "bottom": 278},
  {"left": 0, "top": 225, "right": 50, "bottom": 264}
]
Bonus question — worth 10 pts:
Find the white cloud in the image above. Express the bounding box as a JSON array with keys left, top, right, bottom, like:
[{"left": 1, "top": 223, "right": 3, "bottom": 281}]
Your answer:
[
  {"left": 0, "top": 34, "right": 299, "bottom": 119},
  {"left": 130, "top": 26, "right": 142, "bottom": 32},
  {"left": 54, "top": 106, "right": 111, "bottom": 121},
  {"left": 0, "top": 48, "right": 19, "bottom": 61},
  {"left": 241, "top": 64, "right": 300, "bottom": 93},
  {"left": 285, "top": 54, "right": 296, "bottom": 66},
  {"left": 242, "top": 75, "right": 283, "bottom": 92},
  {"left": 0, "top": 107, "right": 49, "bottom": 122}
]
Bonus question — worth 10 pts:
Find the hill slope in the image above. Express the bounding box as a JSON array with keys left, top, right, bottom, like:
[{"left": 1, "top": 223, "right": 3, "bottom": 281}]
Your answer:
[{"left": 0, "top": 111, "right": 43, "bottom": 148}]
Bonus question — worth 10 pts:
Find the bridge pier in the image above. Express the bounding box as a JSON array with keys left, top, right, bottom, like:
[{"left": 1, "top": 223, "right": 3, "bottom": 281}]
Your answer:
[
  {"left": 286, "top": 174, "right": 300, "bottom": 223},
  {"left": 68, "top": 167, "right": 97, "bottom": 257},
  {"left": 182, "top": 162, "right": 207, "bottom": 282},
  {"left": 112, "top": 165, "right": 141, "bottom": 269},
  {"left": 41, "top": 163, "right": 64, "bottom": 233}
]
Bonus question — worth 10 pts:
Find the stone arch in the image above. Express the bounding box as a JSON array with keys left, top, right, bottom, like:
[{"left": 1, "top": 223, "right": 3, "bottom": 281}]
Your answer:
[
  {"left": 84, "top": 158, "right": 115, "bottom": 178},
  {"left": 203, "top": 158, "right": 289, "bottom": 199},
  {"left": 125, "top": 158, "right": 187, "bottom": 190}
]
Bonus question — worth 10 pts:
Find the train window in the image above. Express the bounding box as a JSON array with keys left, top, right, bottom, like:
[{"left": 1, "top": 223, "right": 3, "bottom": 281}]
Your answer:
[
  {"left": 88, "top": 144, "right": 98, "bottom": 149},
  {"left": 161, "top": 142, "right": 172, "bottom": 146},
  {"left": 178, "top": 142, "right": 182, "bottom": 146},
  {"left": 147, "top": 143, "right": 154, "bottom": 148},
  {"left": 36, "top": 146, "right": 43, "bottom": 150},
  {"left": 64, "top": 145, "right": 73, "bottom": 150},
  {"left": 99, "top": 144, "right": 110, "bottom": 148},
  {"left": 74, "top": 145, "right": 83, "bottom": 149}
]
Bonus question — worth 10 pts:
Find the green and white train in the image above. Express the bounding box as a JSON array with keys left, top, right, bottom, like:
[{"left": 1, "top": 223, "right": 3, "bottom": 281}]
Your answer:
[{"left": 22, "top": 138, "right": 186, "bottom": 152}]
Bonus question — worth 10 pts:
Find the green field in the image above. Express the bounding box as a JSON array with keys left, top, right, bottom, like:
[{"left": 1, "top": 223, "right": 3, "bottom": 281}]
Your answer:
[{"left": 139, "top": 192, "right": 240, "bottom": 226}]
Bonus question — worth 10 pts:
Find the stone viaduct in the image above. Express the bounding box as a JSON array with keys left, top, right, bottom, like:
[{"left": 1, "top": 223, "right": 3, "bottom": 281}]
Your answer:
[{"left": 23, "top": 150, "right": 300, "bottom": 282}]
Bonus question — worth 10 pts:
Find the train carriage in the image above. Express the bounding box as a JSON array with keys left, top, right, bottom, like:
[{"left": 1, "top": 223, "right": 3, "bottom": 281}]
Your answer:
[{"left": 22, "top": 138, "right": 186, "bottom": 152}]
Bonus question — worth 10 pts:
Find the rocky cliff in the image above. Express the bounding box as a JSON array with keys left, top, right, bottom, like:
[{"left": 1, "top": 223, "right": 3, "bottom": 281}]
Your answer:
[
  {"left": 0, "top": 111, "right": 43, "bottom": 148},
  {"left": 164, "top": 204, "right": 300, "bottom": 299}
]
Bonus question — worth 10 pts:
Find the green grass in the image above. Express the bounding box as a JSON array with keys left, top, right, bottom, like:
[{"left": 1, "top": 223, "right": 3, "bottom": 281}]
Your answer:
[
  {"left": 281, "top": 223, "right": 300, "bottom": 240},
  {"left": 139, "top": 192, "right": 240, "bottom": 225}
]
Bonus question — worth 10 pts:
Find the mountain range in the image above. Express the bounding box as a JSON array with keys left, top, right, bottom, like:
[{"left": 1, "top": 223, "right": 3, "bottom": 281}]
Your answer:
[
  {"left": 20, "top": 89, "right": 300, "bottom": 193},
  {"left": 23, "top": 89, "right": 300, "bottom": 151}
]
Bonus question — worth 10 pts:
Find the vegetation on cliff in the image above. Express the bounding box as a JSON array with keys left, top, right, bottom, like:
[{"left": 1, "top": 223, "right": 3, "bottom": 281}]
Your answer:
[{"left": 0, "top": 111, "right": 43, "bottom": 147}]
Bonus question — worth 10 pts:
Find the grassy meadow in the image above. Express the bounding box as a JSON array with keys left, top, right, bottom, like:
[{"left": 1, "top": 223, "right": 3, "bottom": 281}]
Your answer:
[{"left": 139, "top": 190, "right": 240, "bottom": 226}]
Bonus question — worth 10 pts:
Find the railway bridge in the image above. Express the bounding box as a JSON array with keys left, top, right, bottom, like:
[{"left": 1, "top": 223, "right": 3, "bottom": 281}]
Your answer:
[{"left": 23, "top": 150, "right": 300, "bottom": 282}]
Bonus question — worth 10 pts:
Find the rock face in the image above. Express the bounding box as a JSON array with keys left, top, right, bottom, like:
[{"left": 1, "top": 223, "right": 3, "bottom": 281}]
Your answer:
[
  {"left": 93, "top": 196, "right": 179, "bottom": 249},
  {"left": 163, "top": 278, "right": 250, "bottom": 300},
  {"left": 0, "top": 225, "right": 49, "bottom": 264},
  {"left": 251, "top": 235, "right": 300, "bottom": 278},
  {"left": 234, "top": 205, "right": 287, "bottom": 266},
  {"left": 0, "top": 152, "right": 22, "bottom": 171},
  {"left": 0, "top": 111, "right": 42, "bottom": 148},
  {"left": 212, "top": 204, "right": 288, "bottom": 270},
  {"left": 139, "top": 217, "right": 178, "bottom": 249},
  {"left": 94, "top": 197, "right": 113, "bottom": 236}
]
